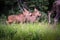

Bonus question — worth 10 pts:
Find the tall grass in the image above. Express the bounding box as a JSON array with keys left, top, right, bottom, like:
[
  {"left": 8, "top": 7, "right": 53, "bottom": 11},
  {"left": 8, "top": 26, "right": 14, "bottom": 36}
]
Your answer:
[{"left": 0, "top": 22, "right": 60, "bottom": 40}]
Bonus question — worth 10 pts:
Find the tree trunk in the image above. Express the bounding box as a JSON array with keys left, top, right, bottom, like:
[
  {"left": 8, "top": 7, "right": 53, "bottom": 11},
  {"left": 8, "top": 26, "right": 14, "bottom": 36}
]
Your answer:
[{"left": 17, "top": 0, "right": 24, "bottom": 12}]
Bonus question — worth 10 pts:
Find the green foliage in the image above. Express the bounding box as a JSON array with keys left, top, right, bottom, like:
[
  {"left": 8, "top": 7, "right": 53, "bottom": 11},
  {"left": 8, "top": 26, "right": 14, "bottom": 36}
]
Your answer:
[
  {"left": 0, "top": 23, "right": 60, "bottom": 40},
  {"left": 28, "top": 0, "right": 49, "bottom": 12},
  {"left": 0, "top": 25, "right": 16, "bottom": 40},
  {"left": 0, "top": 0, "right": 49, "bottom": 16},
  {"left": 39, "top": 12, "right": 48, "bottom": 22}
]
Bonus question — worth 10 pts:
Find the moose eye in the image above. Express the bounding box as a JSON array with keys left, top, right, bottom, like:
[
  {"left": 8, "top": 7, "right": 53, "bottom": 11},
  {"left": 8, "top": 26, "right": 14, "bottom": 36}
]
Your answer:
[{"left": 37, "top": 16, "right": 40, "bottom": 18}]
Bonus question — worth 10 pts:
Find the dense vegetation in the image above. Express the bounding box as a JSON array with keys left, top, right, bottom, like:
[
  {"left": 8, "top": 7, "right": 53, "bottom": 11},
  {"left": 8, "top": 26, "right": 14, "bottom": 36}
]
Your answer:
[
  {"left": 0, "top": 0, "right": 49, "bottom": 16},
  {"left": 0, "top": 23, "right": 60, "bottom": 40}
]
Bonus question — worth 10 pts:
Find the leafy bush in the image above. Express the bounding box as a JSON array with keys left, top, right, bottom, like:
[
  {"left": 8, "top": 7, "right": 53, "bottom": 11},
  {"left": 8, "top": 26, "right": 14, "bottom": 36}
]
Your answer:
[{"left": 39, "top": 12, "right": 48, "bottom": 22}]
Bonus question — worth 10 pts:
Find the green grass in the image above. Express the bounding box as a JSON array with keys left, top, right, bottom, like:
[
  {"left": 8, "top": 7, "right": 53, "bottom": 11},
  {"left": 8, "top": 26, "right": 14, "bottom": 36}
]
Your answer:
[{"left": 0, "top": 22, "right": 60, "bottom": 40}]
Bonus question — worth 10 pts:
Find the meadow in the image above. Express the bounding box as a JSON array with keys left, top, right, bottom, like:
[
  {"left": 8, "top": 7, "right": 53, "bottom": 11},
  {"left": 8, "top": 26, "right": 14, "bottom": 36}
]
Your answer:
[{"left": 0, "top": 22, "right": 60, "bottom": 40}]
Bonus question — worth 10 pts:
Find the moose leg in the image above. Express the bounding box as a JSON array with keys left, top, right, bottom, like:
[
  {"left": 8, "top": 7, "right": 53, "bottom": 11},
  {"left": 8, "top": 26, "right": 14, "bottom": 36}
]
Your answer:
[
  {"left": 48, "top": 11, "right": 52, "bottom": 23},
  {"left": 54, "top": 11, "right": 59, "bottom": 25},
  {"left": 54, "top": 5, "right": 60, "bottom": 26},
  {"left": 53, "top": 14, "right": 58, "bottom": 27}
]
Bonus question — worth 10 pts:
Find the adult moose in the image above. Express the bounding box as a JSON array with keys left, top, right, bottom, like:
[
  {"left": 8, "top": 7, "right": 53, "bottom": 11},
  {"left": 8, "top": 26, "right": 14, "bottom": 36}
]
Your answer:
[{"left": 48, "top": 0, "right": 60, "bottom": 25}]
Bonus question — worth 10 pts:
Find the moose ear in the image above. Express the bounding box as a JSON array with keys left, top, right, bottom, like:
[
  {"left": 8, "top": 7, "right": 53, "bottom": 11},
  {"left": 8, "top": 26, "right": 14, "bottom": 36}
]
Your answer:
[
  {"left": 34, "top": 8, "right": 37, "bottom": 11},
  {"left": 23, "top": 8, "right": 28, "bottom": 11},
  {"left": 34, "top": 8, "right": 38, "bottom": 12}
]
